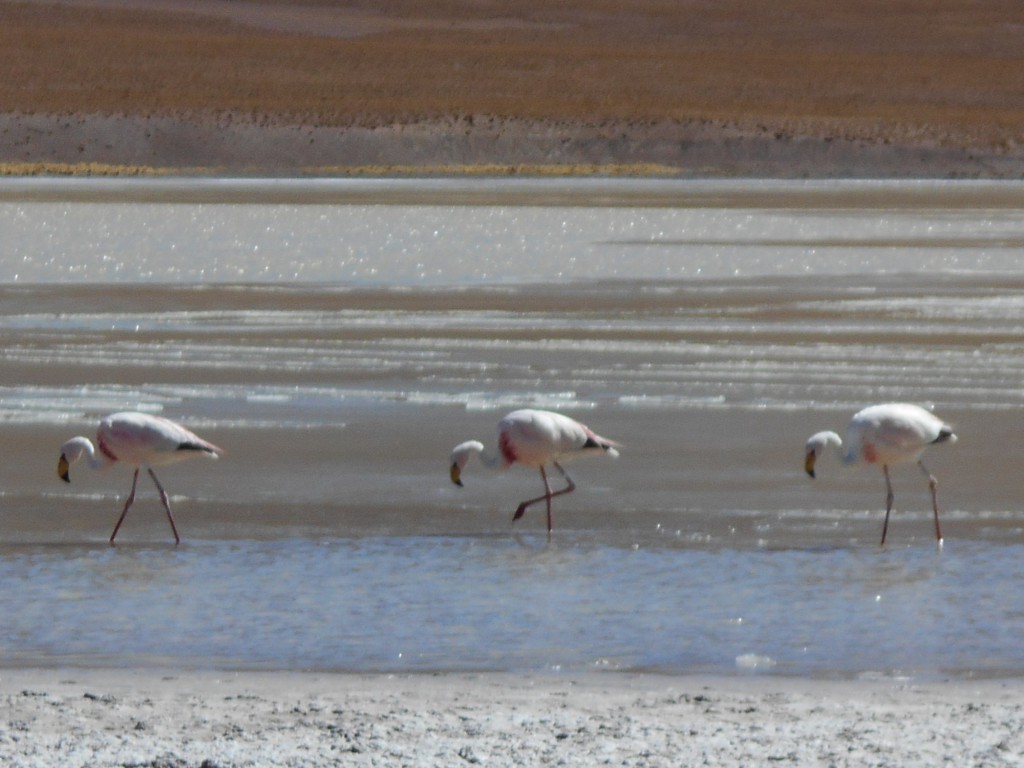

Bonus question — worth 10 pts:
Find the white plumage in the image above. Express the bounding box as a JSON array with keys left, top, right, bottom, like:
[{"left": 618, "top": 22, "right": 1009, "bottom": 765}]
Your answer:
[
  {"left": 805, "top": 403, "right": 956, "bottom": 545},
  {"left": 58, "top": 411, "right": 223, "bottom": 544},
  {"left": 450, "top": 409, "right": 619, "bottom": 533}
]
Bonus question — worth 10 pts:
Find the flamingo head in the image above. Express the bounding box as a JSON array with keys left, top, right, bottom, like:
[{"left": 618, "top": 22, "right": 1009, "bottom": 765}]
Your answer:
[
  {"left": 449, "top": 440, "right": 484, "bottom": 486},
  {"left": 57, "top": 436, "right": 94, "bottom": 482},
  {"left": 804, "top": 431, "right": 842, "bottom": 478}
]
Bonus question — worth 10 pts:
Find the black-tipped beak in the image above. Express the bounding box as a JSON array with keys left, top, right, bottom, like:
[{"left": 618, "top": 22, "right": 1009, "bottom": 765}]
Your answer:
[
  {"left": 450, "top": 463, "right": 463, "bottom": 487},
  {"left": 58, "top": 454, "right": 71, "bottom": 483},
  {"left": 804, "top": 451, "right": 816, "bottom": 478}
]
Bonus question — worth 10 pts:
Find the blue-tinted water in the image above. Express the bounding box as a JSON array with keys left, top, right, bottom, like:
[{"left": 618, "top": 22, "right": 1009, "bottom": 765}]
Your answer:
[{"left": 2, "top": 537, "right": 1022, "bottom": 679}]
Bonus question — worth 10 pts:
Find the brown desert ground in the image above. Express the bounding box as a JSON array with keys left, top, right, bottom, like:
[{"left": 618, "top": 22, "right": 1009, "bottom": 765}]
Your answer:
[{"left": 2, "top": 0, "right": 1024, "bottom": 176}]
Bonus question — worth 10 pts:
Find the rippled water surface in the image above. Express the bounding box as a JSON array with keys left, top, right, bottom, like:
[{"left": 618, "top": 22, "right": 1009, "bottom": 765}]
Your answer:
[{"left": 2, "top": 178, "right": 1024, "bottom": 679}]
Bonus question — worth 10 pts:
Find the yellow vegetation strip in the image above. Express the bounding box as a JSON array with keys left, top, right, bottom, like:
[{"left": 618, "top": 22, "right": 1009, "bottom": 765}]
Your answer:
[{"left": 0, "top": 162, "right": 680, "bottom": 178}]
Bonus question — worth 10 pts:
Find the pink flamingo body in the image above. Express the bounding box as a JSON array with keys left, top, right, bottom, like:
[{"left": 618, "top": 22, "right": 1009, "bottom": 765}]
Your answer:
[
  {"left": 805, "top": 403, "right": 956, "bottom": 546},
  {"left": 450, "top": 409, "right": 619, "bottom": 533},
  {"left": 58, "top": 411, "right": 223, "bottom": 544}
]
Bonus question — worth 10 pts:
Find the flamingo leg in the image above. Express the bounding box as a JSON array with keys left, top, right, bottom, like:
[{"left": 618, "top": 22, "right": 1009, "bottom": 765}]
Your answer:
[
  {"left": 880, "top": 465, "right": 895, "bottom": 547},
  {"left": 147, "top": 468, "right": 181, "bottom": 545},
  {"left": 549, "top": 463, "right": 577, "bottom": 533},
  {"left": 512, "top": 462, "right": 576, "bottom": 533},
  {"left": 109, "top": 468, "right": 141, "bottom": 545},
  {"left": 542, "top": 465, "right": 553, "bottom": 533},
  {"left": 918, "top": 459, "right": 943, "bottom": 545}
]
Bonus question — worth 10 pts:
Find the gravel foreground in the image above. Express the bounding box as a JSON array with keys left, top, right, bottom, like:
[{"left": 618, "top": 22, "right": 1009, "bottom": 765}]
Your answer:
[{"left": 1, "top": 668, "right": 1022, "bottom": 767}]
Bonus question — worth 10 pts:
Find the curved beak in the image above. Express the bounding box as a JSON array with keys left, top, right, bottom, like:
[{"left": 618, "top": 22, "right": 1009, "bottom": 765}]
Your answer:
[
  {"left": 804, "top": 451, "right": 816, "bottom": 478},
  {"left": 450, "top": 462, "right": 463, "bottom": 487},
  {"left": 58, "top": 454, "right": 71, "bottom": 483}
]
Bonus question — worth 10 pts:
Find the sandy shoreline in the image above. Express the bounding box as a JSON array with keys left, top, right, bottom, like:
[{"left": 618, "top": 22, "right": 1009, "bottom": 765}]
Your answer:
[
  {"left": 0, "top": 668, "right": 1020, "bottom": 766},
  {"left": 4, "top": 112, "right": 1023, "bottom": 180}
]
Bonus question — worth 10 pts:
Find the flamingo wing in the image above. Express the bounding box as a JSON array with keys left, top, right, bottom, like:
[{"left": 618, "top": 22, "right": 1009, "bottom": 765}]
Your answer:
[
  {"left": 498, "top": 410, "right": 604, "bottom": 467},
  {"left": 849, "top": 403, "right": 950, "bottom": 464},
  {"left": 99, "top": 412, "right": 221, "bottom": 466}
]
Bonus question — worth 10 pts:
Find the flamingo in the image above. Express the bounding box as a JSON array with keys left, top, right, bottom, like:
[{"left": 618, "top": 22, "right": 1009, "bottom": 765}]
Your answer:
[
  {"left": 804, "top": 403, "right": 957, "bottom": 546},
  {"left": 57, "top": 411, "right": 223, "bottom": 545},
  {"left": 449, "top": 408, "right": 619, "bottom": 533}
]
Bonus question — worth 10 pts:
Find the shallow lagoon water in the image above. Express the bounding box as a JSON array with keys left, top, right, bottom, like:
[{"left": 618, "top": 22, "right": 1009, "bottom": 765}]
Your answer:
[
  {"left": 1, "top": 178, "right": 1024, "bottom": 679},
  {"left": 3, "top": 538, "right": 1023, "bottom": 679}
]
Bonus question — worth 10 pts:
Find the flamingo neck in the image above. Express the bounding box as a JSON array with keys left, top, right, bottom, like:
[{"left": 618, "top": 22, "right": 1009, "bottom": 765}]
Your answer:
[
  {"left": 829, "top": 435, "right": 860, "bottom": 465},
  {"left": 80, "top": 438, "right": 114, "bottom": 471},
  {"left": 476, "top": 445, "right": 504, "bottom": 470},
  {"left": 813, "top": 431, "right": 851, "bottom": 465}
]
